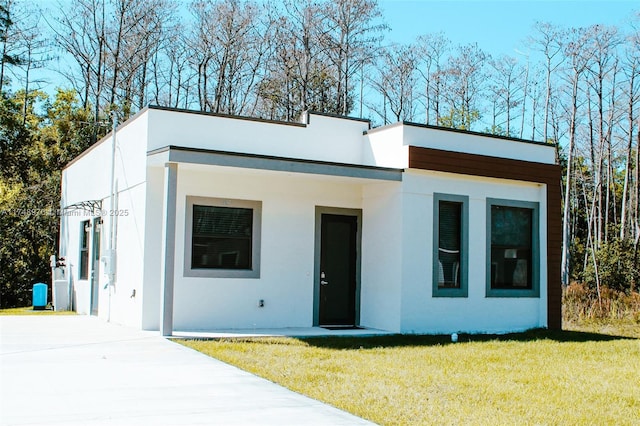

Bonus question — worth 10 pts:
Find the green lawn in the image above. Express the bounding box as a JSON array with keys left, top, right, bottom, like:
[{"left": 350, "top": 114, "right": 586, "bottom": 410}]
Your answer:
[
  {"left": 0, "top": 306, "right": 76, "bottom": 315},
  {"left": 180, "top": 325, "right": 640, "bottom": 425}
]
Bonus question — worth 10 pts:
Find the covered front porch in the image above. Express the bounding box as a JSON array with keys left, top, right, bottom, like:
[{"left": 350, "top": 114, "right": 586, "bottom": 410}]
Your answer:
[{"left": 144, "top": 145, "right": 403, "bottom": 336}]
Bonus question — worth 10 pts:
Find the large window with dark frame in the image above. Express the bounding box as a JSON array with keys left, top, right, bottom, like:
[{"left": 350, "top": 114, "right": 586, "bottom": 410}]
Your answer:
[
  {"left": 433, "top": 193, "right": 468, "bottom": 297},
  {"left": 192, "top": 205, "right": 253, "bottom": 270},
  {"left": 486, "top": 199, "right": 539, "bottom": 297},
  {"left": 185, "top": 197, "right": 261, "bottom": 278}
]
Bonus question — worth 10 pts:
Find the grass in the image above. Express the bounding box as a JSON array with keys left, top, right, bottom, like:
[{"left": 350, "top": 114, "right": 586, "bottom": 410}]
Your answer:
[
  {"left": 179, "top": 324, "right": 640, "bottom": 425},
  {"left": 0, "top": 306, "right": 76, "bottom": 315},
  {"left": 565, "top": 317, "right": 640, "bottom": 339}
]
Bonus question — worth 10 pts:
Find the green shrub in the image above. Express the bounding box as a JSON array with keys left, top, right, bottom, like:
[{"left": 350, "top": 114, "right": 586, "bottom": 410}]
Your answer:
[{"left": 581, "top": 239, "right": 639, "bottom": 293}]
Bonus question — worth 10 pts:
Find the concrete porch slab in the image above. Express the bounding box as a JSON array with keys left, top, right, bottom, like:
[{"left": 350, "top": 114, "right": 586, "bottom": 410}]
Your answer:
[{"left": 171, "top": 326, "right": 395, "bottom": 339}]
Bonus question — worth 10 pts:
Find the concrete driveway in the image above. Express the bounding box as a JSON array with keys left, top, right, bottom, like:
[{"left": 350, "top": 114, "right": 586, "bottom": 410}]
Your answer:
[{"left": 0, "top": 316, "right": 374, "bottom": 426}]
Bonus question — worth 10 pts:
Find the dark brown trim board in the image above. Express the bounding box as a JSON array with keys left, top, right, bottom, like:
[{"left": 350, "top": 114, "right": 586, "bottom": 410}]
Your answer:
[{"left": 409, "top": 146, "right": 562, "bottom": 330}]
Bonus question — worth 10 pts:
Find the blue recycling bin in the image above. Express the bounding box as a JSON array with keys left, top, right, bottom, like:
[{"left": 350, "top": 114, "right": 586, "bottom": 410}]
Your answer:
[{"left": 32, "top": 283, "right": 48, "bottom": 310}]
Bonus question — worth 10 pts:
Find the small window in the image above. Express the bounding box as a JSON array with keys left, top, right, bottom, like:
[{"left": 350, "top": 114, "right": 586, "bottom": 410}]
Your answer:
[
  {"left": 185, "top": 197, "right": 261, "bottom": 278},
  {"left": 486, "top": 199, "right": 539, "bottom": 297},
  {"left": 79, "top": 220, "right": 90, "bottom": 280},
  {"left": 433, "top": 194, "right": 468, "bottom": 297}
]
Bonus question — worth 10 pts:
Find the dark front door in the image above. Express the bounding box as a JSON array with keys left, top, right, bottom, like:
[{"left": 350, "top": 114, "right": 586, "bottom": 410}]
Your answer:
[{"left": 319, "top": 214, "right": 358, "bottom": 326}]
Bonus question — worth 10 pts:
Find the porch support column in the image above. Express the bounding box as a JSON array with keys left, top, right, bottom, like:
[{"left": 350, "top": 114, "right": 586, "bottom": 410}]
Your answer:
[{"left": 160, "top": 162, "right": 178, "bottom": 336}]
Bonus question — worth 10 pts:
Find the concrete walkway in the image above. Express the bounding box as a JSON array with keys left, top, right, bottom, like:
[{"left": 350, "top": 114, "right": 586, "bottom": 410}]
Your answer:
[{"left": 0, "top": 316, "right": 375, "bottom": 426}]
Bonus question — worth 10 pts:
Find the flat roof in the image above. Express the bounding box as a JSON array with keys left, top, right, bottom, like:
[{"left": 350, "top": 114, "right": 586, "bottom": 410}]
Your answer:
[{"left": 365, "top": 121, "right": 553, "bottom": 147}]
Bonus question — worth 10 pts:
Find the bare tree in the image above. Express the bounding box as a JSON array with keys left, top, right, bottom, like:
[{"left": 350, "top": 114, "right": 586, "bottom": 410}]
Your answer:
[
  {"left": 439, "top": 43, "right": 487, "bottom": 130},
  {"left": 416, "top": 32, "right": 450, "bottom": 125},
  {"left": 369, "top": 43, "right": 418, "bottom": 123},
  {"left": 583, "top": 24, "right": 621, "bottom": 244},
  {"left": 530, "top": 22, "right": 564, "bottom": 143},
  {"left": 323, "top": 0, "right": 385, "bottom": 116},
  {"left": 53, "top": 0, "right": 108, "bottom": 141},
  {"left": 53, "top": 0, "right": 175, "bottom": 124},
  {"left": 620, "top": 19, "right": 640, "bottom": 241},
  {"left": 149, "top": 23, "right": 195, "bottom": 109},
  {"left": 189, "top": 0, "right": 272, "bottom": 115},
  {"left": 0, "top": 0, "right": 24, "bottom": 91},
  {"left": 560, "top": 27, "right": 595, "bottom": 287},
  {"left": 0, "top": 1, "right": 50, "bottom": 122},
  {"left": 488, "top": 54, "right": 525, "bottom": 136},
  {"left": 257, "top": 0, "right": 339, "bottom": 120}
]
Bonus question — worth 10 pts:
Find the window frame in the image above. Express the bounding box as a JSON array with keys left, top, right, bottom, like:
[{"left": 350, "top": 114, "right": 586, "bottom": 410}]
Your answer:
[
  {"left": 184, "top": 196, "right": 262, "bottom": 279},
  {"left": 486, "top": 198, "right": 540, "bottom": 298},
  {"left": 432, "top": 193, "right": 469, "bottom": 297},
  {"left": 79, "top": 220, "right": 90, "bottom": 280}
]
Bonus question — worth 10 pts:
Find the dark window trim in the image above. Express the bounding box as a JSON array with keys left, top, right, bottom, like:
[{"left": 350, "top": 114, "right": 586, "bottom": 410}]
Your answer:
[
  {"left": 79, "top": 220, "right": 90, "bottom": 280},
  {"left": 184, "top": 196, "right": 262, "bottom": 279},
  {"left": 432, "top": 193, "right": 469, "bottom": 297},
  {"left": 486, "top": 198, "right": 540, "bottom": 298}
]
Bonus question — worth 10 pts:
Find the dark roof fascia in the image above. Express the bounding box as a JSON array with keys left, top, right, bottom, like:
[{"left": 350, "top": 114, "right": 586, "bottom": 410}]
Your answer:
[
  {"left": 364, "top": 120, "right": 553, "bottom": 148},
  {"left": 304, "top": 110, "right": 372, "bottom": 128},
  {"left": 147, "top": 105, "right": 307, "bottom": 128},
  {"left": 148, "top": 145, "right": 403, "bottom": 182},
  {"left": 63, "top": 106, "right": 150, "bottom": 170}
]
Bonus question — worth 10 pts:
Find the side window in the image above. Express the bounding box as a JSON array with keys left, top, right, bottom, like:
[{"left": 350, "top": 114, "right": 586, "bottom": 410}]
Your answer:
[
  {"left": 185, "top": 197, "right": 261, "bottom": 278},
  {"left": 486, "top": 199, "right": 539, "bottom": 297},
  {"left": 433, "top": 194, "right": 468, "bottom": 297},
  {"left": 79, "top": 220, "right": 90, "bottom": 280}
]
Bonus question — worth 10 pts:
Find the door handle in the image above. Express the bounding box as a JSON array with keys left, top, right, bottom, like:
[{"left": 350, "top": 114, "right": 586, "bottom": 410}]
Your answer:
[
  {"left": 320, "top": 271, "right": 328, "bottom": 285},
  {"left": 321, "top": 280, "right": 329, "bottom": 285}
]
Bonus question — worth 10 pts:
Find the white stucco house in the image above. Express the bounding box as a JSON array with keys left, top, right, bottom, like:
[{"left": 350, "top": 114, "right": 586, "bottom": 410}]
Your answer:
[{"left": 59, "top": 106, "right": 561, "bottom": 335}]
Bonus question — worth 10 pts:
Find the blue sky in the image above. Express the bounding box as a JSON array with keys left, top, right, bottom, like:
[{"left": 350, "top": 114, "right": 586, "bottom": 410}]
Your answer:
[
  {"left": 379, "top": 0, "right": 638, "bottom": 57},
  {"left": 30, "top": 1, "right": 639, "bottom": 84},
  {"left": 22, "top": 0, "right": 639, "bottom": 126}
]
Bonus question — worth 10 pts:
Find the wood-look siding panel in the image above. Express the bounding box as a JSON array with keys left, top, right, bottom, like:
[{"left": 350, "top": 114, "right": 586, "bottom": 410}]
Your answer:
[
  {"left": 409, "top": 146, "right": 563, "bottom": 330},
  {"left": 410, "top": 153, "right": 560, "bottom": 183}
]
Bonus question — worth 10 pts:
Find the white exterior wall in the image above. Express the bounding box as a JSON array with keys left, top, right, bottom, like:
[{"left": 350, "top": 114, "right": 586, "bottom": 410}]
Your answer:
[
  {"left": 59, "top": 107, "right": 556, "bottom": 334},
  {"left": 360, "top": 182, "right": 403, "bottom": 332},
  {"left": 402, "top": 125, "right": 556, "bottom": 164},
  {"left": 146, "top": 109, "right": 370, "bottom": 166},
  {"left": 106, "top": 183, "right": 146, "bottom": 326},
  {"left": 60, "top": 114, "right": 148, "bottom": 327},
  {"left": 61, "top": 136, "right": 112, "bottom": 316},
  {"left": 399, "top": 170, "right": 548, "bottom": 334},
  {"left": 362, "top": 125, "right": 408, "bottom": 168},
  {"left": 141, "top": 167, "right": 164, "bottom": 329},
  {"left": 155, "top": 165, "right": 364, "bottom": 331}
]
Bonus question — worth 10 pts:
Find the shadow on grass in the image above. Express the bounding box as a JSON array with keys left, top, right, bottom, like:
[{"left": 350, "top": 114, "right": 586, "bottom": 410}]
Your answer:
[{"left": 296, "top": 328, "right": 636, "bottom": 350}]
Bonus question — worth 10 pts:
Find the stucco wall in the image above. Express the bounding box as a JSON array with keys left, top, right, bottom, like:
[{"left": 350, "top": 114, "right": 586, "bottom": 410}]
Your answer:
[
  {"left": 399, "top": 170, "right": 548, "bottom": 334},
  {"left": 146, "top": 108, "right": 370, "bottom": 166},
  {"left": 156, "top": 165, "right": 365, "bottom": 331},
  {"left": 105, "top": 183, "right": 146, "bottom": 327},
  {"left": 60, "top": 114, "right": 148, "bottom": 327},
  {"left": 141, "top": 167, "right": 164, "bottom": 329},
  {"left": 60, "top": 107, "right": 556, "bottom": 334},
  {"left": 402, "top": 125, "right": 556, "bottom": 165},
  {"left": 360, "top": 182, "right": 403, "bottom": 332}
]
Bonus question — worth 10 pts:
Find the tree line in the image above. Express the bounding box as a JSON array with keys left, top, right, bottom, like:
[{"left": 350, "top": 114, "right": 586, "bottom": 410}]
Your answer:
[{"left": 1, "top": 0, "right": 639, "bottom": 307}]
